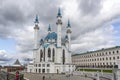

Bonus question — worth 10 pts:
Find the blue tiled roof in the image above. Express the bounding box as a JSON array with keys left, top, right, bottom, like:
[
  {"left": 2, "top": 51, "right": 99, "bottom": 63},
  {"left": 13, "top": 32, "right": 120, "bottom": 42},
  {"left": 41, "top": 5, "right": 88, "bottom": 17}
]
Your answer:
[
  {"left": 42, "top": 43, "right": 57, "bottom": 48},
  {"left": 42, "top": 43, "right": 49, "bottom": 48},
  {"left": 45, "top": 32, "right": 57, "bottom": 40}
]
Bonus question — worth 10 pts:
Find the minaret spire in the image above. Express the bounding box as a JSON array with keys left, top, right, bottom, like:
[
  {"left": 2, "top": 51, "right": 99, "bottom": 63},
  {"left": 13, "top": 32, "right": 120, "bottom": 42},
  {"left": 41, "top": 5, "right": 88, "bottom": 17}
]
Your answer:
[
  {"left": 35, "top": 15, "right": 39, "bottom": 23},
  {"left": 57, "top": 8, "right": 61, "bottom": 17},
  {"left": 48, "top": 24, "right": 51, "bottom": 32},
  {"left": 67, "top": 19, "right": 71, "bottom": 28}
]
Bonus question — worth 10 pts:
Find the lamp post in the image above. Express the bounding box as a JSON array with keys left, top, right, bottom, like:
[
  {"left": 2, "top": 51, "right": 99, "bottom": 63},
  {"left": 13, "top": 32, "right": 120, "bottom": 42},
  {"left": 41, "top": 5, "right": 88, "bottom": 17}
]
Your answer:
[
  {"left": 113, "top": 63, "right": 116, "bottom": 80},
  {"left": 6, "top": 72, "right": 9, "bottom": 80},
  {"left": 96, "top": 71, "right": 100, "bottom": 80}
]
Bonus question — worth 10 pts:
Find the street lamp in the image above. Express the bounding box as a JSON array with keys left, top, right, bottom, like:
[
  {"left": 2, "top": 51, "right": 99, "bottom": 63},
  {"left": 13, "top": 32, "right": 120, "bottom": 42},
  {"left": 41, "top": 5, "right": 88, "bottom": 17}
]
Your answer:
[
  {"left": 6, "top": 72, "right": 9, "bottom": 80},
  {"left": 113, "top": 63, "right": 116, "bottom": 80}
]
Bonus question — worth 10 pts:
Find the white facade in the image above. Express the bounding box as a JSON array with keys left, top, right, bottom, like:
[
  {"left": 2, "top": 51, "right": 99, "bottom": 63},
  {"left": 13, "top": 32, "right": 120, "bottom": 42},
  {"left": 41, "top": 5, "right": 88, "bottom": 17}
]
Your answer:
[
  {"left": 72, "top": 46, "right": 120, "bottom": 68},
  {"left": 27, "top": 9, "right": 75, "bottom": 73}
]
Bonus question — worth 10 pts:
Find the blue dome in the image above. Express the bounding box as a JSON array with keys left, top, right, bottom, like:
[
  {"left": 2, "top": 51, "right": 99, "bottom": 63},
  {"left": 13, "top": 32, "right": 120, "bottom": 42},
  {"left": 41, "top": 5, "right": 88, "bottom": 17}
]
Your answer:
[{"left": 45, "top": 32, "right": 57, "bottom": 40}]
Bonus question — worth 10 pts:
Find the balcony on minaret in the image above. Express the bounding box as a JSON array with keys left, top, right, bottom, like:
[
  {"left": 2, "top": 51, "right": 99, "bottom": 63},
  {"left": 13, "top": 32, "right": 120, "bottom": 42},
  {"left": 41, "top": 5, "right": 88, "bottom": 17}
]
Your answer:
[
  {"left": 34, "top": 25, "right": 39, "bottom": 30},
  {"left": 56, "top": 19, "right": 62, "bottom": 25},
  {"left": 66, "top": 29, "right": 72, "bottom": 33}
]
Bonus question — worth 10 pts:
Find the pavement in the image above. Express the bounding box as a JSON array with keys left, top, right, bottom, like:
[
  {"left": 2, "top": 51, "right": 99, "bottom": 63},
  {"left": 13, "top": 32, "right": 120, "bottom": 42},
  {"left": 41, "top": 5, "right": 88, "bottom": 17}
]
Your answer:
[{"left": 24, "top": 73, "right": 93, "bottom": 80}]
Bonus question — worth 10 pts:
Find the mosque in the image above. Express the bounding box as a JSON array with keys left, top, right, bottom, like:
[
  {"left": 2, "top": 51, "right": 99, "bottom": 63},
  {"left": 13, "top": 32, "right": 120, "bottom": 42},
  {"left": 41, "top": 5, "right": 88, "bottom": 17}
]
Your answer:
[{"left": 27, "top": 9, "right": 75, "bottom": 73}]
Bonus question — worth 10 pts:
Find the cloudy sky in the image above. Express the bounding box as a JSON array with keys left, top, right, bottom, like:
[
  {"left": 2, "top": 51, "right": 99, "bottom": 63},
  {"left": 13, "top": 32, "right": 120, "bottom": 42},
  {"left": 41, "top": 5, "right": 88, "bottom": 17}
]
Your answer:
[{"left": 0, "top": 0, "right": 120, "bottom": 65}]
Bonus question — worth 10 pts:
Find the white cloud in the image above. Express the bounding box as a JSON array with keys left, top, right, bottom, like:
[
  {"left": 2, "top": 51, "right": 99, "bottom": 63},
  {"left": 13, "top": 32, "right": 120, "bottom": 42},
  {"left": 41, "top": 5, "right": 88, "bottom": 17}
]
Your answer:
[
  {"left": 0, "top": 0, "right": 120, "bottom": 64},
  {"left": 0, "top": 50, "right": 12, "bottom": 65},
  {"left": 71, "top": 25, "right": 117, "bottom": 53}
]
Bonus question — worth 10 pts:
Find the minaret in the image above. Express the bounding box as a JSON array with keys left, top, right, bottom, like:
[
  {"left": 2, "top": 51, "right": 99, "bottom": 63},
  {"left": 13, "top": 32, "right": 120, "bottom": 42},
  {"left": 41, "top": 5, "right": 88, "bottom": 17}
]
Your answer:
[
  {"left": 48, "top": 24, "right": 51, "bottom": 33},
  {"left": 66, "top": 20, "right": 72, "bottom": 51},
  {"left": 34, "top": 15, "right": 39, "bottom": 49},
  {"left": 56, "top": 8, "right": 62, "bottom": 47}
]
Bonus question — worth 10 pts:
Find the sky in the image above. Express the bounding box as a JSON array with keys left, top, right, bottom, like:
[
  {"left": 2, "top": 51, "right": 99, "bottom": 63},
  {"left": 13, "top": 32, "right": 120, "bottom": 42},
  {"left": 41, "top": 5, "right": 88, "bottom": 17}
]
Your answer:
[{"left": 0, "top": 0, "right": 120, "bottom": 65}]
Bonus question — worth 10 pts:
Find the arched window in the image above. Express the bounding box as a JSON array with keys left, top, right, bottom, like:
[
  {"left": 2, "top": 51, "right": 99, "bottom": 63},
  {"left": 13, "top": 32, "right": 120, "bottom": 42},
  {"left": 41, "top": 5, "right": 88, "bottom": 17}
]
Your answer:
[
  {"left": 52, "top": 48, "right": 55, "bottom": 62},
  {"left": 43, "top": 47, "right": 45, "bottom": 61},
  {"left": 62, "top": 49, "right": 65, "bottom": 64},
  {"left": 40, "top": 50, "right": 43, "bottom": 62},
  {"left": 48, "top": 48, "right": 51, "bottom": 58}
]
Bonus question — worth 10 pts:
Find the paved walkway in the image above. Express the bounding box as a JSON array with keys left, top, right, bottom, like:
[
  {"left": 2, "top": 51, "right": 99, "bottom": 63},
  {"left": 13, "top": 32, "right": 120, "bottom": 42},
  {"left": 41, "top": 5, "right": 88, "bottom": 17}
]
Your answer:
[{"left": 24, "top": 73, "right": 93, "bottom": 80}]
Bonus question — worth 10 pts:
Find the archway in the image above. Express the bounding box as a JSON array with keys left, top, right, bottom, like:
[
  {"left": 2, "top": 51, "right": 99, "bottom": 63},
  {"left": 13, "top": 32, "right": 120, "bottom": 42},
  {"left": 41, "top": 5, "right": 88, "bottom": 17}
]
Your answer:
[{"left": 62, "top": 49, "right": 65, "bottom": 64}]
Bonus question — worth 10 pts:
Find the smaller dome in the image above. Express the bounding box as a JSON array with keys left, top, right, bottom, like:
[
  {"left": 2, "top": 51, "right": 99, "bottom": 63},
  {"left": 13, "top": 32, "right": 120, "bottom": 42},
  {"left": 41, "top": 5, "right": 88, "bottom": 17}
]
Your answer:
[{"left": 45, "top": 32, "right": 57, "bottom": 40}]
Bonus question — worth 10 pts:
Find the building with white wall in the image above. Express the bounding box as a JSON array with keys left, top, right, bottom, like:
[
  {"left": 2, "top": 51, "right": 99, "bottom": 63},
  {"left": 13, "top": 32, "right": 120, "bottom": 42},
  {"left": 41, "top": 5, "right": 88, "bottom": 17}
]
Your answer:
[
  {"left": 27, "top": 9, "right": 75, "bottom": 73},
  {"left": 72, "top": 46, "right": 120, "bottom": 68}
]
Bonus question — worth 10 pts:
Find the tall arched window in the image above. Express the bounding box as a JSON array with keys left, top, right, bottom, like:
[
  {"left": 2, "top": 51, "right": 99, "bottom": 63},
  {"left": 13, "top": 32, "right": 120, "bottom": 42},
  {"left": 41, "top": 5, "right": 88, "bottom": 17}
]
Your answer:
[
  {"left": 52, "top": 48, "right": 55, "bottom": 62},
  {"left": 40, "top": 50, "right": 43, "bottom": 62},
  {"left": 62, "top": 49, "right": 65, "bottom": 64},
  {"left": 48, "top": 48, "right": 51, "bottom": 58},
  {"left": 44, "top": 47, "right": 45, "bottom": 61}
]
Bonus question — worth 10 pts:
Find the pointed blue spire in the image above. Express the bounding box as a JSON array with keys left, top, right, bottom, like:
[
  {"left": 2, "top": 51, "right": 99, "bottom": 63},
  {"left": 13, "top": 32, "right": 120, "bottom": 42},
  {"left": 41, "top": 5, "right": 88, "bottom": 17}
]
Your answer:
[
  {"left": 67, "top": 19, "right": 71, "bottom": 28},
  {"left": 35, "top": 15, "right": 39, "bottom": 23},
  {"left": 57, "top": 8, "right": 61, "bottom": 16},
  {"left": 65, "top": 35, "right": 68, "bottom": 40},
  {"left": 40, "top": 39, "right": 44, "bottom": 44},
  {"left": 48, "top": 24, "right": 51, "bottom": 32}
]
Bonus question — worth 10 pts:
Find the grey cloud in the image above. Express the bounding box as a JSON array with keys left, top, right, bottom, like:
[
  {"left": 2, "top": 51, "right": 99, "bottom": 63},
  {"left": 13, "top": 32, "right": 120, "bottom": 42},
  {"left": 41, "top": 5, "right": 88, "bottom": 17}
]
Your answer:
[
  {"left": 0, "top": 0, "right": 61, "bottom": 39},
  {"left": 0, "top": 58, "right": 12, "bottom": 61},
  {"left": 0, "top": 1, "right": 27, "bottom": 25},
  {"left": 30, "top": 0, "right": 61, "bottom": 23},
  {"left": 22, "top": 57, "right": 33, "bottom": 61},
  {"left": 0, "top": 1, "right": 27, "bottom": 38},
  {"left": 79, "top": 0, "right": 102, "bottom": 16}
]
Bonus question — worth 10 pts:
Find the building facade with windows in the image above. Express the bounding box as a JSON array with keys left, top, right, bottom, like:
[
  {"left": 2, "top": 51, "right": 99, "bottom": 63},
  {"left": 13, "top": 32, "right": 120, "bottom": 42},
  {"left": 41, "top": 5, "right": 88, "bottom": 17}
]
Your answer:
[
  {"left": 27, "top": 9, "right": 75, "bottom": 73},
  {"left": 72, "top": 46, "right": 120, "bottom": 68}
]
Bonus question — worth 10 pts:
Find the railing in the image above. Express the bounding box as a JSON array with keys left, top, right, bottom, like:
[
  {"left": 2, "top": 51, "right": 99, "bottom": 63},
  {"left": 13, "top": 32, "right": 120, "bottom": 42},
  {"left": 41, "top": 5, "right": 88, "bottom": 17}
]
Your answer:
[{"left": 73, "top": 71, "right": 113, "bottom": 80}]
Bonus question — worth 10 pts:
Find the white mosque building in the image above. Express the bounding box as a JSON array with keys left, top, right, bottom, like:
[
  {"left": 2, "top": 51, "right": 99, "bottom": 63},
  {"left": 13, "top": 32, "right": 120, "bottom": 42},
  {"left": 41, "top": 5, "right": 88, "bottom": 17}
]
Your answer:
[{"left": 27, "top": 9, "right": 75, "bottom": 73}]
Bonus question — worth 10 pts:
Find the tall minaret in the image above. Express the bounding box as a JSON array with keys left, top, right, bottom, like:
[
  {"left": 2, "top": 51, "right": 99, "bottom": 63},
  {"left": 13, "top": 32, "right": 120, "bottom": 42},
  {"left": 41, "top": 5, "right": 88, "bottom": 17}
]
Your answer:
[
  {"left": 34, "top": 15, "right": 39, "bottom": 49},
  {"left": 66, "top": 20, "right": 72, "bottom": 51},
  {"left": 56, "top": 8, "right": 62, "bottom": 47}
]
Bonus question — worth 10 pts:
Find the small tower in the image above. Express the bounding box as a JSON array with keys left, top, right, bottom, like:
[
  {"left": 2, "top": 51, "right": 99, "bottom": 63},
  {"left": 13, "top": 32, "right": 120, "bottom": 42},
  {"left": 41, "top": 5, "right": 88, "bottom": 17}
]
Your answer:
[
  {"left": 13, "top": 59, "right": 21, "bottom": 67},
  {"left": 66, "top": 19, "right": 72, "bottom": 51},
  {"left": 48, "top": 24, "right": 51, "bottom": 33},
  {"left": 34, "top": 15, "right": 39, "bottom": 49},
  {"left": 56, "top": 8, "right": 62, "bottom": 47}
]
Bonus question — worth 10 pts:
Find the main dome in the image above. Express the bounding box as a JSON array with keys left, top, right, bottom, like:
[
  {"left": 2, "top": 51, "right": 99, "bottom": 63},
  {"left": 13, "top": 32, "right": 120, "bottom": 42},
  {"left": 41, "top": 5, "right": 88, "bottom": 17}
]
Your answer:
[{"left": 45, "top": 32, "right": 57, "bottom": 40}]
